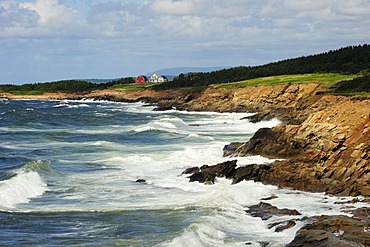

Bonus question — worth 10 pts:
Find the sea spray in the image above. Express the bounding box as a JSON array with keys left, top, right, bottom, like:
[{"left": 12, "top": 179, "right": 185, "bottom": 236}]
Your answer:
[
  {"left": 0, "top": 99, "right": 368, "bottom": 246},
  {"left": 0, "top": 170, "right": 48, "bottom": 209}
]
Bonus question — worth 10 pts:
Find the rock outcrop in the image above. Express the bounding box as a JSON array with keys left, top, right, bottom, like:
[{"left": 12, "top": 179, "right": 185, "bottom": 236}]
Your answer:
[
  {"left": 180, "top": 82, "right": 370, "bottom": 246},
  {"left": 176, "top": 83, "right": 370, "bottom": 197},
  {"left": 182, "top": 160, "right": 271, "bottom": 185},
  {"left": 4, "top": 82, "right": 370, "bottom": 246},
  {"left": 223, "top": 94, "right": 370, "bottom": 196},
  {"left": 287, "top": 214, "right": 370, "bottom": 247},
  {"left": 4, "top": 83, "right": 369, "bottom": 196}
]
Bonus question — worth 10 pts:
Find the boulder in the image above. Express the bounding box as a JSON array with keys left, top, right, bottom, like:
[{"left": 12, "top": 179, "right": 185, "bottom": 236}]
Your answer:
[
  {"left": 187, "top": 160, "right": 237, "bottom": 184},
  {"left": 287, "top": 215, "right": 370, "bottom": 247},
  {"left": 246, "top": 202, "right": 301, "bottom": 220}
]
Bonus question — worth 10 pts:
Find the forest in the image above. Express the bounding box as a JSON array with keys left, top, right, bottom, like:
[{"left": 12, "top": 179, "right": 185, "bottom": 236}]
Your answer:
[
  {"left": 153, "top": 44, "right": 370, "bottom": 90},
  {"left": 0, "top": 77, "right": 134, "bottom": 94}
]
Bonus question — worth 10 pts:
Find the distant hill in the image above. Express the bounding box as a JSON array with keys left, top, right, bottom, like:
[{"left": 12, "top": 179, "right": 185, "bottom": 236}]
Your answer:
[{"left": 146, "top": 67, "right": 229, "bottom": 77}]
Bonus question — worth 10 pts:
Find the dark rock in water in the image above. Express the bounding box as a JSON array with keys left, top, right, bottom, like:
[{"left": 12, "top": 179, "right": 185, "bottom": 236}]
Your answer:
[
  {"left": 153, "top": 104, "right": 174, "bottom": 111},
  {"left": 201, "top": 160, "right": 237, "bottom": 179},
  {"left": 181, "top": 167, "right": 200, "bottom": 175},
  {"left": 189, "top": 172, "right": 216, "bottom": 184},
  {"left": 232, "top": 164, "right": 271, "bottom": 184},
  {"left": 246, "top": 202, "right": 301, "bottom": 221},
  {"left": 135, "top": 179, "right": 146, "bottom": 183},
  {"left": 186, "top": 160, "right": 238, "bottom": 184},
  {"left": 245, "top": 242, "right": 270, "bottom": 247},
  {"left": 244, "top": 112, "right": 271, "bottom": 123},
  {"left": 260, "top": 195, "right": 278, "bottom": 201},
  {"left": 223, "top": 142, "right": 245, "bottom": 157},
  {"left": 258, "top": 241, "right": 270, "bottom": 247},
  {"left": 269, "top": 220, "right": 297, "bottom": 232},
  {"left": 287, "top": 214, "right": 370, "bottom": 247},
  {"left": 183, "top": 160, "right": 273, "bottom": 185}
]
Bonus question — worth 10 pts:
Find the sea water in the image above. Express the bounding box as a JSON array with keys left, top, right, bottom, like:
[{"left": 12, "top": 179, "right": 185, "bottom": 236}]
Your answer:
[{"left": 0, "top": 99, "right": 367, "bottom": 246}]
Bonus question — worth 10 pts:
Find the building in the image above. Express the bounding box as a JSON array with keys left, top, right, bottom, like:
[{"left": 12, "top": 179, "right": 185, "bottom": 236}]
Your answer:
[
  {"left": 149, "top": 73, "right": 168, "bottom": 83},
  {"left": 135, "top": 75, "right": 148, "bottom": 84}
]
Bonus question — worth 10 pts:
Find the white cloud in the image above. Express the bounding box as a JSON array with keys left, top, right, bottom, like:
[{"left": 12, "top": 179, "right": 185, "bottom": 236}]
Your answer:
[
  {"left": 150, "top": 0, "right": 204, "bottom": 16},
  {"left": 20, "top": 0, "right": 78, "bottom": 25},
  {"left": 1, "top": 0, "right": 370, "bottom": 84},
  {"left": 0, "top": 0, "right": 85, "bottom": 38}
]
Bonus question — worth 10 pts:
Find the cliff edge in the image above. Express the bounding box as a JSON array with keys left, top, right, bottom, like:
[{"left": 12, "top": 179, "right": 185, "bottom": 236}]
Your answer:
[{"left": 182, "top": 83, "right": 370, "bottom": 197}]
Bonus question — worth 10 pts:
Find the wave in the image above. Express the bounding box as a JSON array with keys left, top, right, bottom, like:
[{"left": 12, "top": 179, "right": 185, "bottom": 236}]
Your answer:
[
  {"left": 53, "top": 103, "right": 90, "bottom": 108},
  {"left": 0, "top": 160, "right": 51, "bottom": 210},
  {"left": 0, "top": 170, "right": 48, "bottom": 210},
  {"left": 133, "top": 117, "right": 188, "bottom": 135},
  {"left": 20, "top": 160, "right": 52, "bottom": 173}
]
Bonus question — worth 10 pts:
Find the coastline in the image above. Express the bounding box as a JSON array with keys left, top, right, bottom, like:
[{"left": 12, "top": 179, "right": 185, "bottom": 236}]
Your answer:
[
  {"left": 2, "top": 84, "right": 369, "bottom": 196},
  {"left": 2, "top": 84, "right": 370, "bottom": 246}
]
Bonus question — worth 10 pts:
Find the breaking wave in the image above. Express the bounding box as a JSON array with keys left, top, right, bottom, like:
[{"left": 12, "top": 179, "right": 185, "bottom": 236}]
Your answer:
[{"left": 0, "top": 161, "right": 49, "bottom": 210}]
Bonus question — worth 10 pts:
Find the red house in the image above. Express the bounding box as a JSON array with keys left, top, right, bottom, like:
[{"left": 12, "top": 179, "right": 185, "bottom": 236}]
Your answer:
[{"left": 135, "top": 75, "right": 148, "bottom": 84}]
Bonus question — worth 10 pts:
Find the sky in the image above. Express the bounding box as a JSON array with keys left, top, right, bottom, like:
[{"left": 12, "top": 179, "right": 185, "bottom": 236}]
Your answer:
[{"left": 0, "top": 0, "right": 369, "bottom": 84}]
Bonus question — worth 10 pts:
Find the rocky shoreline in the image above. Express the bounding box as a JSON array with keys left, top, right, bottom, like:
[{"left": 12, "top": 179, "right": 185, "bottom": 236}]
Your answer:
[{"left": 2, "top": 83, "right": 370, "bottom": 246}]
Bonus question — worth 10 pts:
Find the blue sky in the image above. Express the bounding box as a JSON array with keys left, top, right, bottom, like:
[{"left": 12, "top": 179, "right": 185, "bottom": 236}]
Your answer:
[{"left": 1, "top": 0, "right": 369, "bottom": 84}]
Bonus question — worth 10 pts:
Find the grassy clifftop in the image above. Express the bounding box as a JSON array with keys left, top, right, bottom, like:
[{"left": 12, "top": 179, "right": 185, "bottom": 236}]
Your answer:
[
  {"left": 1, "top": 45, "right": 369, "bottom": 96},
  {"left": 213, "top": 73, "right": 357, "bottom": 89},
  {"left": 153, "top": 44, "right": 370, "bottom": 91}
]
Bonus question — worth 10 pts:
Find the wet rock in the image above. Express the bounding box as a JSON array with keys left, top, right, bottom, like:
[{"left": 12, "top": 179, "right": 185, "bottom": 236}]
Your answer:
[
  {"left": 183, "top": 160, "right": 274, "bottom": 185},
  {"left": 181, "top": 167, "right": 200, "bottom": 175},
  {"left": 232, "top": 164, "right": 271, "bottom": 184},
  {"left": 246, "top": 202, "right": 301, "bottom": 220},
  {"left": 189, "top": 172, "right": 216, "bottom": 184},
  {"left": 269, "top": 220, "right": 297, "bottom": 232},
  {"left": 352, "top": 207, "right": 370, "bottom": 221},
  {"left": 260, "top": 195, "right": 278, "bottom": 201},
  {"left": 287, "top": 215, "right": 370, "bottom": 247},
  {"left": 187, "top": 160, "right": 237, "bottom": 184},
  {"left": 258, "top": 242, "right": 269, "bottom": 247},
  {"left": 223, "top": 142, "right": 245, "bottom": 157}
]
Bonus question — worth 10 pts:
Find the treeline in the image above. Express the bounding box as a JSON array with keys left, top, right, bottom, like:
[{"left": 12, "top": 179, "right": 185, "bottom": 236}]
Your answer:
[
  {"left": 0, "top": 77, "right": 134, "bottom": 94},
  {"left": 153, "top": 44, "right": 370, "bottom": 90},
  {"left": 331, "top": 71, "right": 370, "bottom": 94}
]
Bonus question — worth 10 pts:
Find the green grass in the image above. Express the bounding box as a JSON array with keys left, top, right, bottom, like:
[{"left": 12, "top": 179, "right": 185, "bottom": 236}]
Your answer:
[
  {"left": 8, "top": 90, "right": 45, "bottom": 95},
  {"left": 213, "top": 73, "right": 357, "bottom": 89},
  {"left": 111, "top": 83, "right": 158, "bottom": 91}
]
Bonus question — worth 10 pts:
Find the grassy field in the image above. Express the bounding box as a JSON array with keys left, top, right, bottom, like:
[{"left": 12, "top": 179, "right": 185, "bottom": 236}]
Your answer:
[
  {"left": 111, "top": 83, "right": 155, "bottom": 91},
  {"left": 213, "top": 73, "right": 357, "bottom": 89},
  {"left": 7, "top": 90, "right": 46, "bottom": 95},
  {"left": 1, "top": 73, "right": 360, "bottom": 95}
]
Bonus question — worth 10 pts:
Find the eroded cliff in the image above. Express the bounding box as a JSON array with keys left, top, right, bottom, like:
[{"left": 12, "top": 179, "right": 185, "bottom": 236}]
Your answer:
[{"left": 182, "top": 83, "right": 370, "bottom": 197}]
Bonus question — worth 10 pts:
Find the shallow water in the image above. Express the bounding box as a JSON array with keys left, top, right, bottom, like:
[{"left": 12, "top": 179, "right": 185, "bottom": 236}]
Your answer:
[{"left": 0, "top": 99, "right": 367, "bottom": 246}]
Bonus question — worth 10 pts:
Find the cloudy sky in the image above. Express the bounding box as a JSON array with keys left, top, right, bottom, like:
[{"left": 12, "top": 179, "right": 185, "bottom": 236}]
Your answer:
[{"left": 1, "top": 0, "right": 369, "bottom": 84}]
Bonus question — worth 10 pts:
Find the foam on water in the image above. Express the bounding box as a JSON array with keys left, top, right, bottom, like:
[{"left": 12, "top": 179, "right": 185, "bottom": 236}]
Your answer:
[
  {"left": 1, "top": 100, "right": 368, "bottom": 246},
  {"left": 0, "top": 170, "right": 48, "bottom": 210}
]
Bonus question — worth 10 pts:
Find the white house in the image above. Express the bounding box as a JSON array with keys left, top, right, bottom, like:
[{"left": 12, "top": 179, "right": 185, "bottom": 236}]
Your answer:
[{"left": 149, "top": 73, "right": 168, "bottom": 83}]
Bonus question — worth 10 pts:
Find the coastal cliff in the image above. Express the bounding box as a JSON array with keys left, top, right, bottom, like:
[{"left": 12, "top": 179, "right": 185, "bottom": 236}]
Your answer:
[
  {"left": 3, "top": 83, "right": 370, "bottom": 246},
  {"left": 178, "top": 83, "right": 370, "bottom": 246},
  {"left": 181, "top": 83, "right": 370, "bottom": 197},
  {"left": 3, "top": 83, "right": 369, "bottom": 196}
]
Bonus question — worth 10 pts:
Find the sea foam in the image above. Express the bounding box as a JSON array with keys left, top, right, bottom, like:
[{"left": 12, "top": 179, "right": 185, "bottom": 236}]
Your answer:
[{"left": 0, "top": 171, "right": 48, "bottom": 210}]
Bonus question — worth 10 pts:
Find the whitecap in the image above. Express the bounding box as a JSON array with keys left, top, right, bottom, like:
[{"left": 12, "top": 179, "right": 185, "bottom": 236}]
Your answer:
[{"left": 0, "top": 171, "right": 48, "bottom": 210}]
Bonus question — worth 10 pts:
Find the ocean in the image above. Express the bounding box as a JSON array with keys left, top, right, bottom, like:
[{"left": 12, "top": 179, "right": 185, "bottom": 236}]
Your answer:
[{"left": 0, "top": 99, "right": 366, "bottom": 246}]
